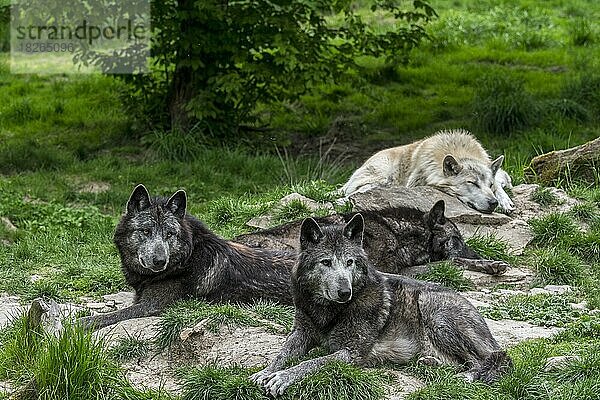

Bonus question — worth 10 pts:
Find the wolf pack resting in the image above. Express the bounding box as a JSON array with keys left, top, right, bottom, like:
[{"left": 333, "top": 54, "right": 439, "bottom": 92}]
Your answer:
[{"left": 81, "top": 129, "right": 516, "bottom": 392}]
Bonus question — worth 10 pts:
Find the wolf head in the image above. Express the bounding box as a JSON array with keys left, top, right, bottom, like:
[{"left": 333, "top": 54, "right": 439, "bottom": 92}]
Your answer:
[
  {"left": 438, "top": 154, "right": 504, "bottom": 214},
  {"left": 294, "top": 214, "right": 370, "bottom": 304},
  {"left": 424, "top": 200, "right": 480, "bottom": 260},
  {"left": 114, "top": 184, "right": 193, "bottom": 276}
]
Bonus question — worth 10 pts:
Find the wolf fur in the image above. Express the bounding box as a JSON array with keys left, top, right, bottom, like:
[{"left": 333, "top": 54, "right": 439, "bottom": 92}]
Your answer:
[
  {"left": 341, "top": 129, "right": 515, "bottom": 213},
  {"left": 251, "top": 215, "right": 511, "bottom": 396},
  {"left": 79, "top": 184, "right": 295, "bottom": 330},
  {"left": 236, "top": 200, "right": 508, "bottom": 275}
]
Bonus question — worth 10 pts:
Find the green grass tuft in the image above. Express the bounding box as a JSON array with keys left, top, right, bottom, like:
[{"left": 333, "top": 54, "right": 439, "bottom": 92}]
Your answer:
[
  {"left": 108, "top": 336, "right": 150, "bottom": 362},
  {"left": 530, "top": 186, "right": 562, "bottom": 207},
  {"left": 528, "top": 247, "right": 585, "bottom": 287},
  {"left": 465, "top": 233, "right": 516, "bottom": 264},
  {"left": 418, "top": 261, "right": 474, "bottom": 291},
  {"left": 155, "top": 300, "right": 294, "bottom": 349},
  {"left": 481, "top": 293, "right": 583, "bottom": 327},
  {"left": 529, "top": 213, "right": 581, "bottom": 246},
  {"left": 179, "top": 361, "right": 386, "bottom": 400},
  {"left": 473, "top": 73, "right": 538, "bottom": 134}
]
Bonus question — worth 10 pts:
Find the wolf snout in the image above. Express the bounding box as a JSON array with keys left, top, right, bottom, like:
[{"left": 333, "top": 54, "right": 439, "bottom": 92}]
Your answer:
[
  {"left": 487, "top": 198, "right": 498, "bottom": 212},
  {"left": 337, "top": 288, "right": 352, "bottom": 302},
  {"left": 152, "top": 254, "right": 167, "bottom": 270}
]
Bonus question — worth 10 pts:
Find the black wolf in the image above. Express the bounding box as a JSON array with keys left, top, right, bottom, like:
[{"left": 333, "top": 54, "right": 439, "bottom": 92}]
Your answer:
[
  {"left": 251, "top": 215, "right": 511, "bottom": 396},
  {"left": 80, "top": 185, "right": 295, "bottom": 330},
  {"left": 236, "top": 200, "right": 508, "bottom": 275}
]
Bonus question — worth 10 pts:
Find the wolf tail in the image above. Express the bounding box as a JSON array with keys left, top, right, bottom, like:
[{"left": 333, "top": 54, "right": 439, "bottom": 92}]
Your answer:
[{"left": 473, "top": 350, "right": 513, "bottom": 383}]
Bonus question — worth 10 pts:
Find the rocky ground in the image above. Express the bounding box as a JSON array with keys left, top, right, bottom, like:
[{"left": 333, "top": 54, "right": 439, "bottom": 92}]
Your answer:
[{"left": 0, "top": 183, "right": 587, "bottom": 399}]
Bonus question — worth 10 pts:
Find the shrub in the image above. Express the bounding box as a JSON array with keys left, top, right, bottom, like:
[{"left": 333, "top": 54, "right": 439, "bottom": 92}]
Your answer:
[{"left": 473, "top": 74, "right": 539, "bottom": 134}]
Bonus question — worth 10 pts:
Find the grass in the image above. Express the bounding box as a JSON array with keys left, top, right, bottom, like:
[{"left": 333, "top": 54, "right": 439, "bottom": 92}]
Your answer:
[
  {"left": 0, "top": 313, "right": 163, "bottom": 400},
  {"left": 481, "top": 293, "right": 584, "bottom": 327},
  {"left": 155, "top": 300, "right": 294, "bottom": 349},
  {"left": 417, "top": 261, "right": 474, "bottom": 291},
  {"left": 108, "top": 336, "right": 151, "bottom": 362},
  {"left": 466, "top": 233, "right": 516, "bottom": 264},
  {"left": 530, "top": 186, "right": 562, "bottom": 206},
  {"left": 178, "top": 361, "right": 386, "bottom": 400}
]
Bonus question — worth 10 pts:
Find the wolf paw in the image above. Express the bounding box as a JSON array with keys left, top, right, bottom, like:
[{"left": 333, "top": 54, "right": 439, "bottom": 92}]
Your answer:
[
  {"left": 262, "top": 370, "right": 294, "bottom": 397},
  {"left": 485, "top": 260, "right": 509, "bottom": 275},
  {"left": 249, "top": 369, "right": 272, "bottom": 386},
  {"left": 417, "top": 356, "right": 442, "bottom": 367}
]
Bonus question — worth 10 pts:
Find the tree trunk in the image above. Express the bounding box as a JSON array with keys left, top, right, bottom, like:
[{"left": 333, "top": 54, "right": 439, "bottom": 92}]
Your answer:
[{"left": 166, "top": 0, "right": 196, "bottom": 131}]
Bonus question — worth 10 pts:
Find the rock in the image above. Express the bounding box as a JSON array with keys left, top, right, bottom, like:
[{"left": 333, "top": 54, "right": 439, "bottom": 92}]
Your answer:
[
  {"left": 526, "top": 137, "right": 600, "bottom": 185},
  {"left": 544, "top": 355, "right": 580, "bottom": 372},
  {"left": 349, "top": 186, "right": 512, "bottom": 226},
  {"left": 247, "top": 193, "right": 335, "bottom": 230},
  {"left": 384, "top": 369, "right": 425, "bottom": 400},
  {"left": 569, "top": 301, "right": 588, "bottom": 311},
  {"left": 509, "top": 184, "right": 579, "bottom": 222},
  {"left": 86, "top": 302, "right": 106, "bottom": 310},
  {"left": 485, "top": 319, "right": 561, "bottom": 348},
  {"left": 95, "top": 317, "right": 161, "bottom": 347},
  {"left": 0, "top": 294, "right": 23, "bottom": 328},
  {"left": 1, "top": 217, "right": 16, "bottom": 232},
  {"left": 79, "top": 181, "right": 111, "bottom": 194},
  {"left": 530, "top": 285, "right": 572, "bottom": 296},
  {"left": 457, "top": 218, "right": 533, "bottom": 256},
  {"left": 463, "top": 267, "right": 534, "bottom": 290},
  {"left": 102, "top": 292, "right": 135, "bottom": 309}
]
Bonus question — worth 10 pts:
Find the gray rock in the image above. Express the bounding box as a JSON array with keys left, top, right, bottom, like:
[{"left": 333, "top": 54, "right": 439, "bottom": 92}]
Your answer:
[
  {"left": 349, "top": 186, "right": 512, "bottom": 226},
  {"left": 485, "top": 319, "right": 561, "bottom": 348},
  {"left": 102, "top": 291, "right": 135, "bottom": 309},
  {"left": 464, "top": 267, "right": 534, "bottom": 290}
]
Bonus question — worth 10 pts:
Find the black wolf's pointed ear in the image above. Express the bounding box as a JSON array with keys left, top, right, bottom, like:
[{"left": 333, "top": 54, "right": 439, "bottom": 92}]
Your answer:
[
  {"left": 126, "top": 184, "right": 151, "bottom": 214},
  {"left": 490, "top": 155, "right": 504, "bottom": 176},
  {"left": 300, "top": 218, "right": 324, "bottom": 249},
  {"left": 443, "top": 155, "right": 462, "bottom": 176},
  {"left": 343, "top": 213, "right": 364, "bottom": 244},
  {"left": 426, "top": 200, "right": 446, "bottom": 228},
  {"left": 166, "top": 190, "right": 187, "bottom": 218}
]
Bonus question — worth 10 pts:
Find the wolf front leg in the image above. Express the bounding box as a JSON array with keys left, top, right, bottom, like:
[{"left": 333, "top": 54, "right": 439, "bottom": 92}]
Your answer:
[
  {"left": 261, "top": 348, "right": 353, "bottom": 397},
  {"left": 78, "top": 280, "right": 185, "bottom": 330},
  {"left": 452, "top": 257, "right": 509, "bottom": 275},
  {"left": 250, "top": 327, "right": 314, "bottom": 387}
]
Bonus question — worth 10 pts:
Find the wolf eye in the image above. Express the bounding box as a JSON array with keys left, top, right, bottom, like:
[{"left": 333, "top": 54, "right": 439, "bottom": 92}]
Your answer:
[
  {"left": 320, "top": 259, "right": 332, "bottom": 267},
  {"left": 142, "top": 229, "right": 151, "bottom": 236},
  {"left": 165, "top": 231, "right": 175, "bottom": 239},
  {"left": 347, "top": 259, "right": 354, "bottom": 267},
  {"left": 468, "top": 181, "right": 480, "bottom": 188}
]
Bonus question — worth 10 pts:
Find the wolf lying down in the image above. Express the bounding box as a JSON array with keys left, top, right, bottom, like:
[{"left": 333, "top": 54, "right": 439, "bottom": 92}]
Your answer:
[
  {"left": 251, "top": 215, "right": 512, "bottom": 396},
  {"left": 80, "top": 185, "right": 508, "bottom": 330}
]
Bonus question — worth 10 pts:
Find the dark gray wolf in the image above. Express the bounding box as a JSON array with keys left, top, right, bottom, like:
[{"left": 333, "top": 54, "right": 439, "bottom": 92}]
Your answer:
[
  {"left": 236, "top": 200, "right": 508, "bottom": 275},
  {"left": 79, "top": 184, "right": 295, "bottom": 330},
  {"left": 251, "top": 215, "right": 511, "bottom": 396},
  {"left": 341, "top": 129, "right": 514, "bottom": 213}
]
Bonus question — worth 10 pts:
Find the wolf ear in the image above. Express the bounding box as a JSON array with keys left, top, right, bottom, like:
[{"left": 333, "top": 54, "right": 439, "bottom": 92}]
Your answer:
[
  {"left": 166, "top": 190, "right": 187, "bottom": 218},
  {"left": 443, "top": 155, "right": 462, "bottom": 177},
  {"left": 300, "top": 218, "right": 324, "bottom": 249},
  {"left": 426, "top": 200, "right": 446, "bottom": 228},
  {"left": 343, "top": 213, "right": 364, "bottom": 244},
  {"left": 126, "top": 184, "right": 151, "bottom": 214},
  {"left": 490, "top": 155, "right": 504, "bottom": 176}
]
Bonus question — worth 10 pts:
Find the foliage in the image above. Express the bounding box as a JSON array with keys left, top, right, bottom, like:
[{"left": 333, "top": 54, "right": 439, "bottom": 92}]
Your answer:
[
  {"left": 179, "top": 361, "right": 385, "bottom": 400},
  {"left": 528, "top": 247, "right": 585, "bottom": 287},
  {"left": 118, "top": 0, "right": 436, "bottom": 135},
  {"left": 418, "top": 261, "right": 473, "bottom": 291},
  {"left": 155, "top": 300, "right": 294, "bottom": 349},
  {"left": 472, "top": 73, "right": 539, "bottom": 134},
  {"left": 481, "top": 293, "right": 583, "bottom": 327},
  {"left": 466, "top": 233, "right": 516, "bottom": 264}
]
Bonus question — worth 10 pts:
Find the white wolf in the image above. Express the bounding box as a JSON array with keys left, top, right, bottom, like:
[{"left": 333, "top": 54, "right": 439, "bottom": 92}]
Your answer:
[{"left": 341, "top": 129, "right": 514, "bottom": 213}]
